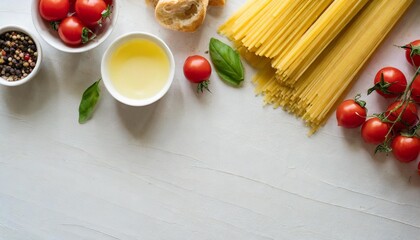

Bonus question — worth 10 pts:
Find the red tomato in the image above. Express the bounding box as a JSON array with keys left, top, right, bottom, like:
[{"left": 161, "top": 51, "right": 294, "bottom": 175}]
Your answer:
[
  {"left": 369, "top": 67, "right": 407, "bottom": 98},
  {"left": 404, "top": 40, "right": 420, "bottom": 68},
  {"left": 184, "top": 55, "right": 212, "bottom": 83},
  {"left": 39, "top": 0, "right": 70, "bottom": 21},
  {"left": 69, "top": 0, "right": 76, "bottom": 13},
  {"left": 391, "top": 135, "right": 420, "bottom": 163},
  {"left": 183, "top": 55, "right": 212, "bottom": 93},
  {"left": 361, "top": 117, "right": 391, "bottom": 145},
  {"left": 336, "top": 99, "right": 367, "bottom": 128},
  {"left": 385, "top": 101, "right": 418, "bottom": 132},
  {"left": 411, "top": 75, "right": 420, "bottom": 104},
  {"left": 58, "top": 16, "right": 90, "bottom": 46},
  {"left": 75, "top": 0, "right": 109, "bottom": 26}
]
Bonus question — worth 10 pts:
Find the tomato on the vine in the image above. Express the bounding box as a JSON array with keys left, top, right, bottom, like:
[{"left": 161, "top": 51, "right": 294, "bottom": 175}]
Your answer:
[
  {"left": 336, "top": 97, "right": 367, "bottom": 128},
  {"left": 410, "top": 75, "right": 420, "bottom": 104},
  {"left": 361, "top": 117, "right": 391, "bottom": 145},
  {"left": 385, "top": 101, "right": 418, "bottom": 132},
  {"left": 391, "top": 135, "right": 420, "bottom": 163},
  {"left": 75, "top": 0, "right": 111, "bottom": 27},
  {"left": 403, "top": 40, "right": 420, "bottom": 68},
  {"left": 183, "top": 55, "right": 212, "bottom": 93},
  {"left": 58, "top": 16, "right": 93, "bottom": 46},
  {"left": 39, "top": 0, "right": 70, "bottom": 21},
  {"left": 368, "top": 67, "right": 407, "bottom": 98}
]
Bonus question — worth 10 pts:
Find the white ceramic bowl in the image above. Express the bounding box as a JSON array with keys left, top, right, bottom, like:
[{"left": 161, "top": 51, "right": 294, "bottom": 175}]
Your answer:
[
  {"left": 31, "top": 0, "right": 118, "bottom": 53},
  {"left": 101, "top": 32, "right": 175, "bottom": 106},
  {"left": 0, "top": 26, "right": 42, "bottom": 87}
]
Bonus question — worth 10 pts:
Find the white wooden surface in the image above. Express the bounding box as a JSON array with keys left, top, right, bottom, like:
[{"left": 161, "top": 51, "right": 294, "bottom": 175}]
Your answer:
[{"left": 1, "top": 0, "right": 420, "bottom": 239}]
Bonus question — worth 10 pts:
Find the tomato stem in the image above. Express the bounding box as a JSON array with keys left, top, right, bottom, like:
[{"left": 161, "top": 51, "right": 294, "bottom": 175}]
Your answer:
[
  {"left": 98, "top": 5, "right": 113, "bottom": 28},
  {"left": 367, "top": 72, "right": 393, "bottom": 95},
  {"left": 50, "top": 21, "right": 60, "bottom": 31},
  {"left": 379, "top": 67, "right": 420, "bottom": 146},
  {"left": 197, "top": 80, "right": 211, "bottom": 93},
  {"left": 354, "top": 93, "right": 366, "bottom": 108},
  {"left": 102, "top": 5, "right": 112, "bottom": 19},
  {"left": 375, "top": 139, "right": 392, "bottom": 154},
  {"left": 398, "top": 43, "right": 420, "bottom": 69},
  {"left": 81, "top": 27, "right": 96, "bottom": 44}
]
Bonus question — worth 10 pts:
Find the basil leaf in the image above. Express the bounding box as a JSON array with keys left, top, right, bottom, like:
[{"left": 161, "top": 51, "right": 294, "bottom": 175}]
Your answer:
[
  {"left": 209, "top": 38, "right": 244, "bottom": 86},
  {"left": 78, "top": 79, "right": 101, "bottom": 124}
]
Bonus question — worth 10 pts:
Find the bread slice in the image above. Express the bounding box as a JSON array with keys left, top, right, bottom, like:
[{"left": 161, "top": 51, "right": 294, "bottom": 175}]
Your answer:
[
  {"left": 148, "top": 0, "right": 224, "bottom": 7},
  {"left": 145, "top": 0, "right": 159, "bottom": 7},
  {"left": 209, "top": 0, "right": 225, "bottom": 6},
  {"left": 155, "top": 0, "right": 209, "bottom": 32}
]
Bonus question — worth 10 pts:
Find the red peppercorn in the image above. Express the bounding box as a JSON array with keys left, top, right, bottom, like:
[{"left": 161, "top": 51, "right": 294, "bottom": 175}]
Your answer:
[{"left": 24, "top": 53, "right": 30, "bottom": 61}]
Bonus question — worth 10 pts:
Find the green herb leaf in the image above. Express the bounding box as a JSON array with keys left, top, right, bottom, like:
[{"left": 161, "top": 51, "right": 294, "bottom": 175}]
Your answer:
[
  {"left": 209, "top": 38, "right": 244, "bottom": 86},
  {"left": 79, "top": 79, "right": 101, "bottom": 124}
]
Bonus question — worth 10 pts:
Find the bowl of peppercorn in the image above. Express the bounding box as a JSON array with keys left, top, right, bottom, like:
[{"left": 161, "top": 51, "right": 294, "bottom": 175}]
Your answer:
[{"left": 0, "top": 25, "right": 42, "bottom": 87}]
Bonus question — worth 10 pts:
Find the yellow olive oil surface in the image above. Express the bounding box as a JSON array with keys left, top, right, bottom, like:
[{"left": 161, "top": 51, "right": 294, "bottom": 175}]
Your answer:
[{"left": 108, "top": 39, "right": 170, "bottom": 99}]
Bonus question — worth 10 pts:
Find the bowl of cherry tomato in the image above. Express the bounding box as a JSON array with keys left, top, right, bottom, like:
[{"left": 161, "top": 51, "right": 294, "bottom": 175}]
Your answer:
[{"left": 31, "top": 0, "right": 118, "bottom": 53}]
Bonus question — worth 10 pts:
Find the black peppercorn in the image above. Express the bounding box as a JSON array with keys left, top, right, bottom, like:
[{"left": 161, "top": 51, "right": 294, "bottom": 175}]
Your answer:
[{"left": 0, "top": 31, "right": 38, "bottom": 81}]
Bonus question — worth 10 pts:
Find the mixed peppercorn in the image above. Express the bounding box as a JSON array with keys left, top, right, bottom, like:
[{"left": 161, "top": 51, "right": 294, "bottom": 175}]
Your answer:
[{"left": 0, "top": 31, "right": 38, "bottom": 81}]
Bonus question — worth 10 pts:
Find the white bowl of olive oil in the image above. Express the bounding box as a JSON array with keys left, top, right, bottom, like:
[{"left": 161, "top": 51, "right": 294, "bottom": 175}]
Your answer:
[{"left": 101, "top": 32, "right": 175, "bottom": 106}]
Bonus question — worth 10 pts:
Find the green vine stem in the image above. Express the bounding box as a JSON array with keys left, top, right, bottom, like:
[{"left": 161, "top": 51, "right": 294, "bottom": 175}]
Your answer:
[{"left": 381, "top": 66, "right": 420, "bottom": 144}]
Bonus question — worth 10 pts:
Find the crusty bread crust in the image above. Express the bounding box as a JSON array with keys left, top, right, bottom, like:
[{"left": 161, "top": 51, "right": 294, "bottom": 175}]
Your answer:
[
  {"left": 209, "top": 0, "right": 225, "bottom": 6},
  {"left": 155, "top": 0, "right": 209, "bottom": 32},
  {"left": 145, "top": 0, "right": 160, "bottom": 7},
  {"left": 147, "top": 0, "right": 224, "bottom": 32},
  {"left": 147, "top": 0, "right": 224, "bottom": 7}
]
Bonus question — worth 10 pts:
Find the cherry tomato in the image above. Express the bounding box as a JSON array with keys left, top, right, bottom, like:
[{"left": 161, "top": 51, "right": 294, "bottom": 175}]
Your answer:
[
  {"left": 75, "top": 0, "right": 109, "bottom": 26},
  {"left": 58, "top": 16, "right": 90, "bottom": 46},
  {"left": 69, "top": 0, "right": 76, "bottom": 13},
  {"left": 385, "top": 101, "right": 418, "bottom": 132},
  {"left": 336, "top": 98, "right": 367, "bottom": 128},
  {"left": 184, "top": 55, "right": 212, "bottom": 83},
  {"left": 183, "top": 55, "right": 212, "bottom": 93},
  {"left": 361, "top": 117, "right": 391, "bottom": 145},
  {"left": 39, "top": 0, "right": 70, "bottom": 21},
  {"left": 391, "top": 135, "right": 420, "bottom": 163},
  {"left": 368, "top": 67, "right": 407, "bottom": 98},
  {"left": 404, "top": 40, "right": 420, "bottom": 68},
  {"left": 411, "top": 75, "right": 420, "bottom": 104}
]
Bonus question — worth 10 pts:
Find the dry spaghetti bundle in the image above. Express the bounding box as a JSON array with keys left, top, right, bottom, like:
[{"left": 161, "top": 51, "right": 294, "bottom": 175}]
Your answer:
[
  {"left": 272, "top": 0, "right": 369, "bottom": 86},
  {"left": 219, "top": 0, "right": 413, "bottom": 134},
  {"left": 219, "top": 0, "right": 334, "bottom": 59}
]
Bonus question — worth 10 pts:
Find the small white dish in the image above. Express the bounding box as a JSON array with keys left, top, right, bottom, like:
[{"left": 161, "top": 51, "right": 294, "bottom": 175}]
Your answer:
[
  {"left": 31, "top": 0, "right": 118, "bottom": 53},
  {"left": 101, "top": 32, "right": 175, "bottom": 106},
  {"left": 0, "top": 25, "right": 42, "bottom": 87}
]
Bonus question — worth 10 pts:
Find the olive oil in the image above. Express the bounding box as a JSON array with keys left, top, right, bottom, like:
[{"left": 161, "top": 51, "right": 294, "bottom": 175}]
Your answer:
[{"left": 108, "top": 38, "right": 170, "bottom": 99}]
